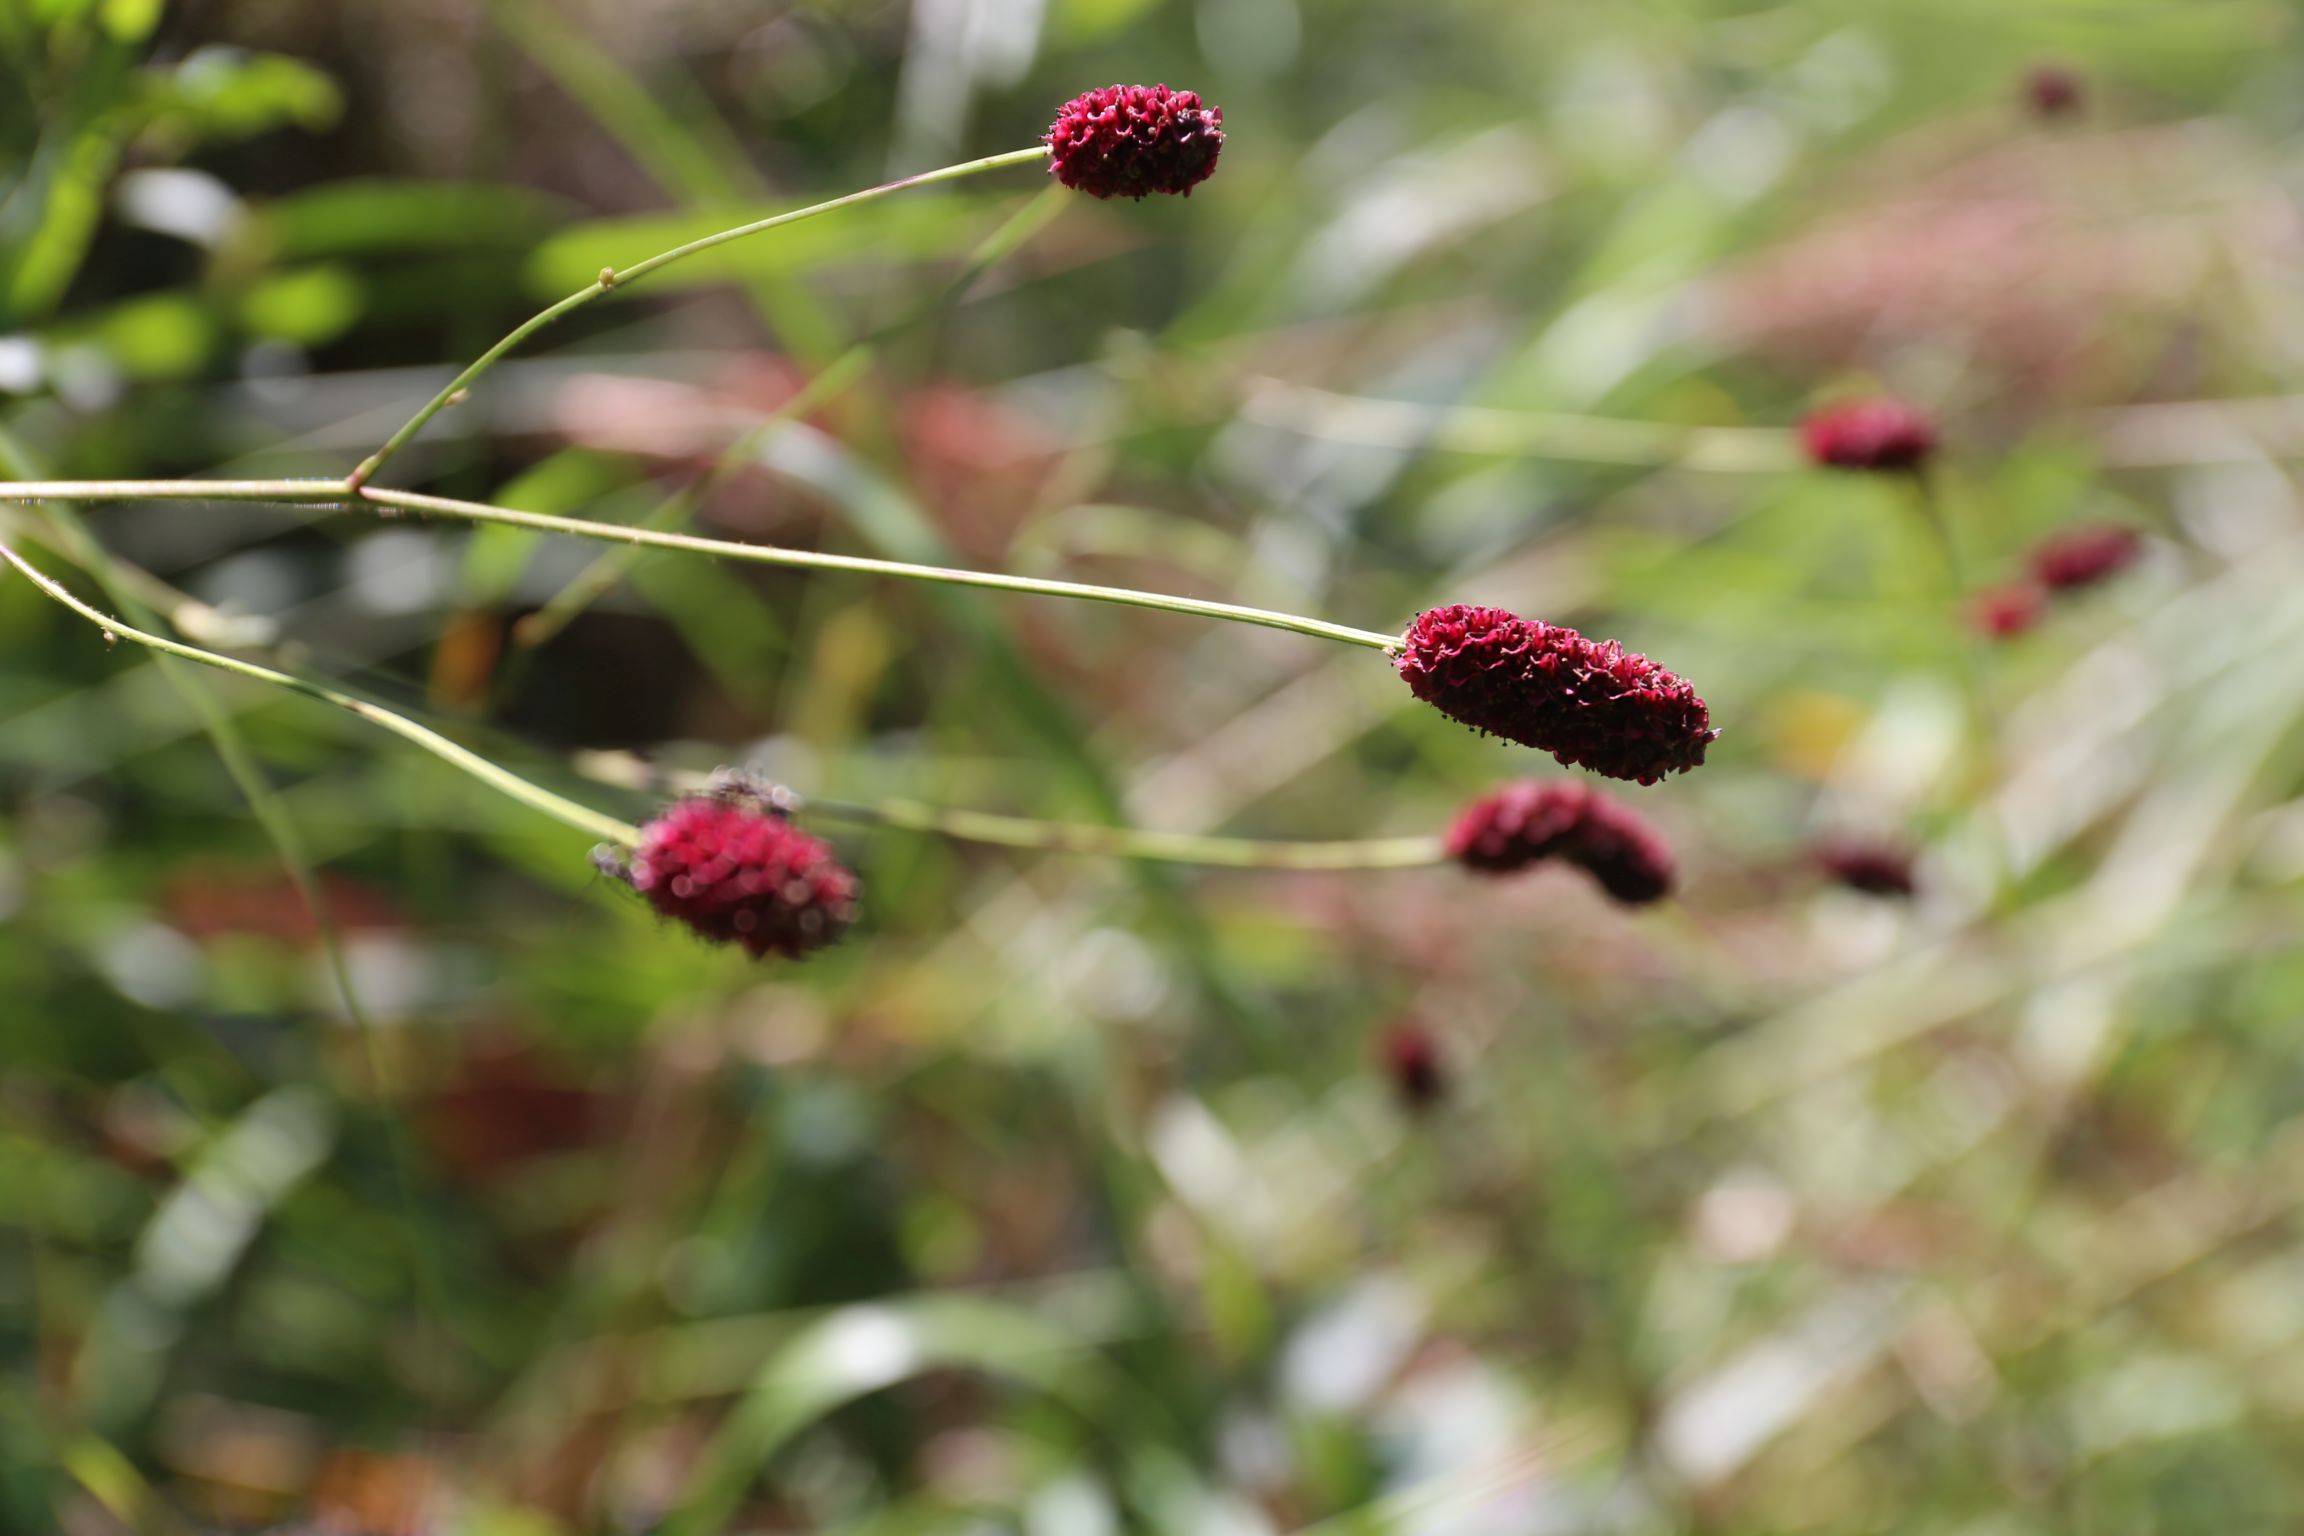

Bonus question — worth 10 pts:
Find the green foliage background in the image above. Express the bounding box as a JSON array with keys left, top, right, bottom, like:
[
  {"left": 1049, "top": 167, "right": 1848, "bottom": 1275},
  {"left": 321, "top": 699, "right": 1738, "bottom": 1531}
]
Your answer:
[{"left": 7, "top": 0, "right": 2304, "bottom": 1530}]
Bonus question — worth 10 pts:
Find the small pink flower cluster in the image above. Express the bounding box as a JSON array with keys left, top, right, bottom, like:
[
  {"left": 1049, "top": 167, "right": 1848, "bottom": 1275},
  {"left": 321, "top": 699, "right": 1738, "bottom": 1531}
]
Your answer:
[
  {"left": 1801, "top": 398, "right": 1937, "bottom": 473},
  {"left": 603, "top": 777, "right": 859, "bottom": 962}
]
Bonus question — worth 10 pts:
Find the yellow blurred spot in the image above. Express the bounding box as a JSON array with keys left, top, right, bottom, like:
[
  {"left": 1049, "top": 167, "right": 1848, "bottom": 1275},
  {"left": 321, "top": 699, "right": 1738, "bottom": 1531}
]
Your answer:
[{"left": 1767, "top": 690, "right": 1867, "bottom": 780}]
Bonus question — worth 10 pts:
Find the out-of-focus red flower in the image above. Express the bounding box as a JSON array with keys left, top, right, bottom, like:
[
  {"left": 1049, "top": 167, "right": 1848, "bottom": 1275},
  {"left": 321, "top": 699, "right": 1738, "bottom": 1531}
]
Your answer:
[
  {"left": 1046, "top": 84, "right": 1223, "bottom": 200},
  {"left": 1970, "top": 581, "right": 2046, "bottom": 640},
  {"left": 2024, "top": 64, "right": 2086, "bottom": 119},
  {"left": 421, "top": 1037, "right": 607, "bottom": 1182},
  {"left": 1445, "top": 781, "right": 1676, "bottom": 905},
  {"left": 1379, "top": 1022, "right": 1447, "bottom": 1111},
  {"left": 2030, "top": 523, "right": 2142, "bottom": 592},
  {"left": 163, "top": 865, "right": 403, "bottom": 947},
  {"left": 899, "top": 382, "right": 1064, "bottom": 559},
  {"left": 605, "top": 785, "right": 858, "bottom": 961},
  {"left": 1397, "top": 606, "right": 1716, "bottom": 785},
  {"left": 1817, "top": 838, "right": 1920, "bottom": 898},
  {"left": 1800, "top": 398, "right": 1937, "bottom": 472}
]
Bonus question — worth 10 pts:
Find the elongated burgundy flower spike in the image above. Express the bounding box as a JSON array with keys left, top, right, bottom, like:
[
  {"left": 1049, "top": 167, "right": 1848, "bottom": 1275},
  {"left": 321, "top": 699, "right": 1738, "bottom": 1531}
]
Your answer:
[
  {"left": 1800, "top": 398, "right": 1937, "bottom": 472},
  {"left": 1046, "top": 84, "right": 1223, "bottom": 200},
  {"left": 2030, "top": 523, "right": 2141, "bottom": 592},
  {"left": 1445, "top": 780, "right": 1676, "bottom": 905},
  {"left": 1816, "top": 837, "right": 1919, "bottom": 899},
  {"left": 1398, "top": 606, "right": 1715, "bottom": 784},
  {"left": 603, "top": 781, "right": 858, "bottom": 960}
]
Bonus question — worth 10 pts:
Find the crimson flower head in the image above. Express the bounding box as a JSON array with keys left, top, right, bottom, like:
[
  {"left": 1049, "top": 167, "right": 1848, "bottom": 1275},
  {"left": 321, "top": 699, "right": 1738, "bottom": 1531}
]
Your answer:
[
  {"left": 2024, "top": 64, "right": 2086, "bottom": 118},
  {"left": 1800, "top": 398, "right": 1937, "bottom": 472},
  {"left": 603, "top": 781, "right": 858, "bottom": 961},
  {"left": 1379, "top": 1022, "right": 1447, "bottom": 1112},
  {"left": 1817, "top": 838, "right": 1919, "bottom": 899},
  {"left": 1971, "top": 581, "right": 2046, "bottom": 640},
  {"left": 2030, "top": 523, "right": 2141, "bottom": 592},
  {"left": 1397, "top": 605, "right": 1715, "bottom": 784},
  {"left": 1046, "top": 84, "right": 1223, "bottom": 200},
  {"left": 1445, "top": 780, "right": 1676, "bottom": 905}
]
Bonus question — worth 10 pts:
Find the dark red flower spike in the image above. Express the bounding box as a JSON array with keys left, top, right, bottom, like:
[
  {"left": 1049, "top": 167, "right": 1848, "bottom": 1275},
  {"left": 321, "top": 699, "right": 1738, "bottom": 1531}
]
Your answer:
[
  {"left": 1816, "top": 838, "right": 1919, "bottom": 899},
  {"left": 1800, "top": 398, "right": 1937, "bottom": 472},
  {"left": 1445, "top": 781, "right": 1676, "bottom": 906},
  {"left": 2030, "top": 523, "right": 2141, "bottom": 593},
  {"left": 1046, "top": 84, "right": 1224, "bottom": 200},
  {"left": 1379, "top": 1022, "right": 1448, "bottom": 1112},
  {"left": 1398, "top": 606, "right": 1716, "bottom": 784}
]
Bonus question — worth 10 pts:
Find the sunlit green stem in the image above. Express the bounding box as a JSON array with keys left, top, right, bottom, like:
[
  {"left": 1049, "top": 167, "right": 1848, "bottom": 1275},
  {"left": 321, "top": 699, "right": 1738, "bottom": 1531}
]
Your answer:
[
  {"left": 0, "top": 543, "right": 640, "bottom": 847},
  {"left": 574, "top": 755, "right": 1445, "bottom": 870},
  {"left": 359, "top": 486, "right": 1406, "bottom": 650},
  {"left": 348, "top": 144, "right": 1054, "bottom": 489},
  {"left": 802, "top": 796, "right": 1445, "bottom": 870},
  {"left": 511, "top": 183, "right": 1070, "bottom": 650},
  {"left": 0, "top": 479, "right": 1404, "bottom": 651}
]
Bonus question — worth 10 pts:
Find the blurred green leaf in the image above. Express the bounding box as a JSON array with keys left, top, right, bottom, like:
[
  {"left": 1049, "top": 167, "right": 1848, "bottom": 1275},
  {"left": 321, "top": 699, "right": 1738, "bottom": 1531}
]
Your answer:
[
  {"left": 254, "top": 179, "right": 575, "bottom": 260},
  {"left": 237, "top": 265, "right": 364, "bottom": 346},
  {"left": 525, "top": 195, "right": 1009, "bottom": 296}
]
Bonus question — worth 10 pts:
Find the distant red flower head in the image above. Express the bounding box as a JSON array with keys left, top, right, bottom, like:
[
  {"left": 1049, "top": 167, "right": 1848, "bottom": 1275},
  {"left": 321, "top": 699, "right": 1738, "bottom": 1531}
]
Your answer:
[
  {"left": 606, "top": 782, "right": 858, "bottom": 960},
  {"left": 1398, "top": 606, "right": 1716, "bottom": 784},
  {"left": 2024, "top": 64, "right": 2086, "bottom": 119},
  {"left": 1046, "top": 84, "right": 1223, "bottom": 200},
  {"left": 1379, "top": 1022, "right": 1447, "bottom": 1111},
  {"left": 1800, "top": 398, "right": 1937, "bottom": 472},
  {"left": 1971, "top": 581, "right": 2046, "bottom": 640},
  {"left": 2030, "top": 523, "right": 2141, "bottom": 592},
  {"left": 1817, "top": 838, "right": 1919, "bottom": 899},
  {"left": 1445, "top": 781, "right": 1676, "bottom": 905}
]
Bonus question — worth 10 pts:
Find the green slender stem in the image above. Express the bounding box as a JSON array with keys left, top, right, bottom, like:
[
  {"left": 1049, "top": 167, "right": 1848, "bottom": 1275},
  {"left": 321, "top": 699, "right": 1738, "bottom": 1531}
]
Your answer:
[
  {"left": 572, "top": 755, "right": 1446, "bottom": 871},
  {"left": 0, "top": 478, "right": 352, "bottom": 503},
  {"left": 0, "top": 543, "right": 640, "bottom": 847},
  {"left": 348, "top": 144, "right": 1054, "bottom": 489},
  {"left": 0, "top": 478, "right": 1406, "bottom": 650},
  {"left": 803, "top": 795, "right": 1446, "bottom": 870},
  {"left": 358, "top": 486, "right": 1404, "bottom": 650}
]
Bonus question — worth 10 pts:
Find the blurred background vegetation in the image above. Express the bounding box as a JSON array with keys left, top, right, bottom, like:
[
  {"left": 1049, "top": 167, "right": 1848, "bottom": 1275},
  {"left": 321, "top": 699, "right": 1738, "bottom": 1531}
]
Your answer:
[{"left": 9, "top": 0, "right": 2304, "bottom": 1530}]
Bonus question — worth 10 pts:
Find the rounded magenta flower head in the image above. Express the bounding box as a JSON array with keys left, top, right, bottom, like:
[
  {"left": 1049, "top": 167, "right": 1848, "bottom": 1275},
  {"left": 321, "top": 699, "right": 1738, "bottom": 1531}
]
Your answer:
[
  {"left": 2024, "top": 63, "right": 2086, "bottom": 119},
  {"left": 1445, "top": 780, "right": 1676, "bottom": 905},
  {"left": 1397, "top": 606, "right": 1715, "bottom": 785},
  {"left": 2030, "top": 523, "right": 2141, "bottom": 592},
  {"left": 1800, "top": 398, "right": 1937, "bottom": 472},
  {"left": 603, "top": 777, "right": 858, "bottom": 960},
  {"left": 1045, "top": 83, "right": 1223, "bottom": 199}
]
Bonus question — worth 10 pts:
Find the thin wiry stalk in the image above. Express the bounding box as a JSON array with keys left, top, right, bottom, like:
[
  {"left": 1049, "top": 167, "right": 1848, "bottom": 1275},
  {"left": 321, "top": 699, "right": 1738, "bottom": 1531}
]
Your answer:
[
  {"left": 348, "top": 144, "right": 1054, "bottom": 489},
  {"left": 575, "top": 758, "right": 1445, "bottom": 871},
  {"left": 0, "top": 479, "right": 1408, "bottom": 652},
  {"left": 511, "top": 183, "right": 1070, "bottom": 651},
  {"left": 805, "top": 795, "right": 1446, "bottom": 870},
  {"left": 0, "top": 543, "right": 640, "bottom": 847}
]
